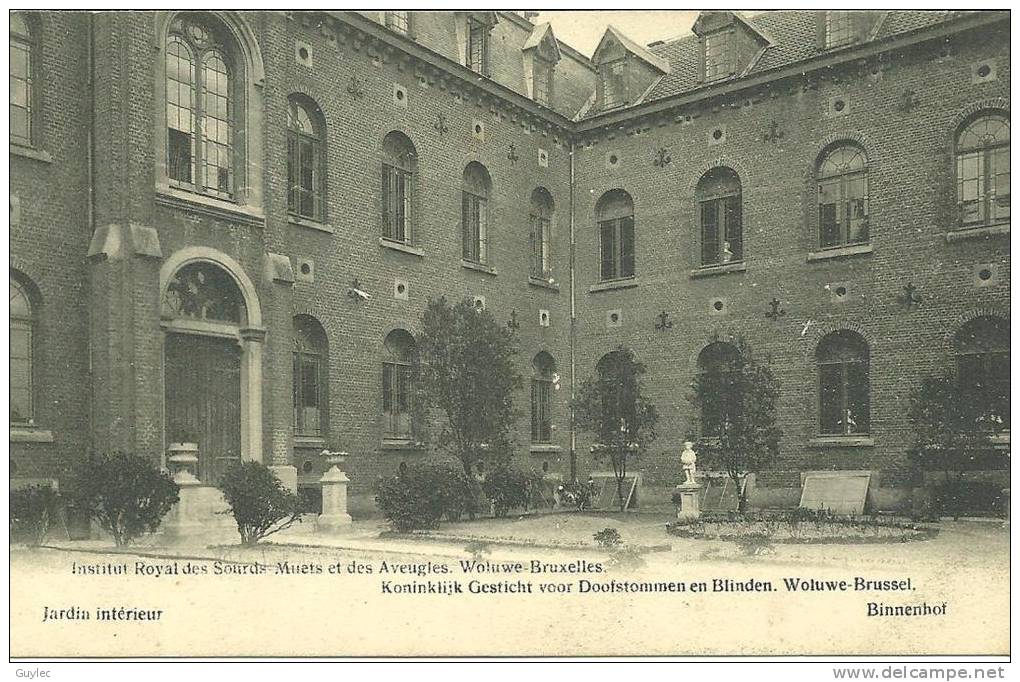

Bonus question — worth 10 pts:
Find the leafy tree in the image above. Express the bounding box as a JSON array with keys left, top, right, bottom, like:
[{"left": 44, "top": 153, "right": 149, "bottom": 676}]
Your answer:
[
  {"left": 218, "top": 461, "right": 302, "bottom": 545},
  {"left": 10, "top": 485, "right": 60, "bottom": 546},
  {"left": 414, "top": 297, "right": 522, "bottom": 481},
  {"left": 573, "top": 347, "right": 658, "bottom": 511},
  {"left": 68, "top": 452, "right": 180, "bottom": 547},
  {"left": 689, "top": 337, "right": 782, "bottom": 512}
]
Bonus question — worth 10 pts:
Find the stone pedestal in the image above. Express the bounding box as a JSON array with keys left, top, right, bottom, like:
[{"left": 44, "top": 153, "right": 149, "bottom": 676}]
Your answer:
[
  {"left": 162, "top": 483, "right": 236, "bottom": 543},
  {"left": 317, "top": 452, "right": 352, "bottom": 532},
  {"left": 675, "top": 482, "right": 703, "bottom": 520}
]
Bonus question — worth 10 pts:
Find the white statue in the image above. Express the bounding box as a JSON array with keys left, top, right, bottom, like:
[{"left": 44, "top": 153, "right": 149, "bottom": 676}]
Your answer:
[{"left": 680, "top": 441, "right": 698, "bottom": 485}]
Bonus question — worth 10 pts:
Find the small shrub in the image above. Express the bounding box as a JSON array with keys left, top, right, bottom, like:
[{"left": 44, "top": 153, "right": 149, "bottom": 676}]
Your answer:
[
  {"left": 607, "top": 544, "right": 648, "bottom": 570},
  {"left": 218, "top": 461, "right": 302, "bottom": 546},
  {"left": 375, "top": 462, "right": 475, "bottom": 531},
  {"left": 69, "top": 452, "right": 180, "bottom": 547},
  {"left": 10, "top": 486, "right": 60, "bottom": 546},
  {"left": 734, "top": 532, "right": 775, "bottom": 556},
  {"left": 465, "top": 540, "right": 492, "bottom": 561},
  {"left": 482, "top": 465, "right": 541, "bottom": 518},
  {"left": 593, "top": 527, "right": 622, "bottom": 549},
  {"left": 557, "top": 480, "right": 595, "bottom": 511}
]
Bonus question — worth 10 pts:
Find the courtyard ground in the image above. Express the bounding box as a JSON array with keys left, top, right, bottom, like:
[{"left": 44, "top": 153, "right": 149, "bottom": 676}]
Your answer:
[{"left": 10, "top": 512, "right": 1009, "bottom": 657}]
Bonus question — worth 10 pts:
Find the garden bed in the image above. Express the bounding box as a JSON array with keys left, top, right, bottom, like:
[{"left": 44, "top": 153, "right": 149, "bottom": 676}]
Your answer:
[{"left": 668, "top": 510, "right": 938, "bottom": 545}]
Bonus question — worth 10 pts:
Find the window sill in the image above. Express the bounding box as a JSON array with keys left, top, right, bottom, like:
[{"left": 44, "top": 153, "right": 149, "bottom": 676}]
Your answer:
[
  {"left": 807, "top": 243, "right": 873, "bottom": 262},
  {"left": 10, "top": 143, "right": 53, "bottom": 164},
  {"left": 380, "top": 439, "right": 424, "bottom": 451},
  {"left": 155, "top": 185, "right": 266, "bottom": 228},
  {"left": 294, "top": 435, "right": 327, "bottom": 450},
  {"left": 379, "top": 237, "right": 424, "bottom": 257},
  {"left": 689, "top": 261, "right": 747, "bottom": 279},
  {"left": 10, "top": 427, "right": 54, "bottom": 443},
  {"left": 528, "top": 276, "right": 560, "bottom": 291},
  {"left": 290, "top": 216, "right": 334, "bottom": 234},
  {"left": 945, "top": 223, "right": 1010, "bottom": 242},
  {"left": 589, "top": 277, "right": 638, "bottom": 293},
  {"left": 808, "top": 436, "right": 875, "bottom": 448},
  {"left": 529, "top": 444, "right": 561, "bottom": 453},
  {"left": 461, "top": 259, "right": 497, "bottom": 276}
]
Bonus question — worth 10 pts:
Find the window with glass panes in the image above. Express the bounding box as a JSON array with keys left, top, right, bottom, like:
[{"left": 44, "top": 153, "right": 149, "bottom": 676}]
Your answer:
[
  {"left": 466, "top": 19, "right": 489, "bottom": 74},
  {"left": 382, "top": 132, "right": 416, "bottom": 244},
  {"left": 287, "top": 99, "right": 324, "bottom": 221},
  {"left": 600, "top": 60, "right": 626, "bottom": 110},
  {"left": 956, "top": 114, "right": 1010, "bottom": 228},
  {"left": 533, "top": 58, "right": 553, "bottom": 106},
  {"left": 955, "top": 316, "right": 1010, "bottom": 430},
  {"left": 597, "top": 190, "right": 635, "bottom": 281},
  {"left": 385, "top": 11, "right": 410, "bottom": 35},
  {"left": 531, "top": 353, "right": 556, "bottom": 444},
  {"left": 825, "top": 11, "right": 853, "bottom": 48},
  {"left": 10, "top": 277, "right": 33, "bottom": 424},
  {"left": 165, "top": 17, "right": 236, "bottom": 198},
  {"left": 293, "top": 316, "right": 328, "bottom": 437},
  {"left": 818, "top": 145, "right": 869, "bottom": 248},
  {"left": 462, "top": 163, "right": 490, "bottom": 264},
  {"left": 697, "top": 167, "right": 743, "bottom": 266},
  {"left": 817, "top": 331, "right": 870, "bottom": 436},
  {"left": 529, "top": 188, "right": 553, "bottom": 279},
  {"left": 383, "top": 330, "right": 415, "bottom": 440},
  {"left": 10, "top": 14, "right": 33, "bottom": 146},
  {"left": 697, "top": 342, "right": 741, "bottom": 438},
  {"left": 704, "top": 31, "right": 733, "bottom": 81}
]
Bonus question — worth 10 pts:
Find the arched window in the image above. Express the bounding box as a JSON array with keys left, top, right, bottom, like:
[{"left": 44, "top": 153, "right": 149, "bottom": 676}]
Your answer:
[
  {"left": 287, "top": 97, "right": 325, "bottom": 221},
  {"left": 596, "top": 190, "right": 635, "bottom": 281},
  {"left": 529, "top": 188, "right": 554, "bottom": 280},
  {"left": 817, "top": 331, "right": 870, "bottom": 435},
  {"left": 462, "top": 162, "right": 491, "bottom": 264},
  {"left": 382, "top": 131, "right": 417, "bottom": 244},
  {"left": 161, "top": 260, "right": 246, "bottom": 324},
  {"left": 531, "top": 352, "right": 556, "bottom": 443},
  {"left": 956, "top": 113, "right": 1010, "bottom": 228},
  {"left": 293, "top": 315, "right": 329, "bottom": 437},
  {"left": 697, "top": 342, "right": 741, "bottom": 438},
  {"left": 955, "top": 316, "right": 1010, "bottom": 429},
  {"left": 165, "top": 14, "right": 240, "bottom": 199},
  {"left": 10, "top": 276, "right": 35, "bottom": 424},
  {"left": 594, "top": 350, "right": 637, "bottom": 443},
  {"left": 383, "top": 329, "right": 416, "bottom": 440},
  {"left": 10, "top": 13, "right": 33, "bottom": 146},
  {"left": 818, "top": 144, "right": 869, "bottom": 248},
  {"left": 696, "top": 168, "right": 742, "bottom": 266}
]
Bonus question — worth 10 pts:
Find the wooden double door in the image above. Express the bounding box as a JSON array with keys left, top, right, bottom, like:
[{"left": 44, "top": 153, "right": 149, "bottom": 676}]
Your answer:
[{"left": 164, "top": 333, "right": 242, "bottom": 484}]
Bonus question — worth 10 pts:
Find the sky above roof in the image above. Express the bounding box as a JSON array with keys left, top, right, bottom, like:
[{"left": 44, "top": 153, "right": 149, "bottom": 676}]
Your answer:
[{"left": 532, "top": 10, "right": 701, "bottom": 58}]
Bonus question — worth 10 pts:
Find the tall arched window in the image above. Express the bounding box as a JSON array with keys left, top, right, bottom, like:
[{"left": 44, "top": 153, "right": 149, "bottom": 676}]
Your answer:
[
  {"left": 697, "top": 342, "right": 741, "bottom": 438},
  {"left": 596, "top": 190, "right": 635, "bottom": 281},
  {"left": 10, "top": 14, "right": 33, "bottom": 146},
  {"left": 956, "top": 113, "right": 1010, "bottom": 228},
  {"left": 817, "top": 331, "right": 870, "bottom": 435},
  {"left": 382, "top": 131, "right": 417, "bottom": 244},
  {"left": 531, "top": 352, "right": 556, "bottom": 444},
  {"left": 383, "top": 329, "right": 416, "bottom": 440},
  {"left": 10, "top": 276, "right": 35, "bottom": 424},
  {"left": 594, "top": 350, "right": 638, "bottom": 443},
  {"left": 462, "top": 162, "right": 491, "bottom": 264},
  {"left": 287, "top": 97, "right": 325, "bottom": 221},
  {"left": 818, "top": 144, "right": 868, "bottom": 249},
  {"left": 955, "top": 316, "right": 1010, "bottom": 429},
  {"left": 529, "top": 188, "right": 554, "bottom": 280},
  {"left": 166, "top": 14, "right": 239, "bottom": 199},
  {"left": 293, "top": 315, "right": 329, "bottom": 437},
  {"left": 696, "top": 167, "right": 742, "bottom": 266}
]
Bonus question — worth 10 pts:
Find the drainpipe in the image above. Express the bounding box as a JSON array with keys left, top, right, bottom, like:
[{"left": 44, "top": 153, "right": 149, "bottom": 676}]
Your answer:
[
  {"left": 568, "top": 138, "right": 577, "bottom": 483},
  {"left": 86, "top": 12, "right": 97, "bottom": 450}
]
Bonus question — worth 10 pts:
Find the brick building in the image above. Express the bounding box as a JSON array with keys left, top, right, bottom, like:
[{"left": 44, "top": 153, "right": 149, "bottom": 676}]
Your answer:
[{"left": 9, "top": 10, "right": 1010, "bottom": 516}]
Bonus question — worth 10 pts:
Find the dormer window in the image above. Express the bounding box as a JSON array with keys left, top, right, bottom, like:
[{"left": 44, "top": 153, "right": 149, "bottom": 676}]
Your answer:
[
  {"left": 466, "top": 18, "right": 490, "bottom": 74},
  {"left": 384, "top": 11, "right": 410, "bottom": 35},
  {"left": 704, "top": 31, "right": 733, "bottom": 81},
  {"left": 825, "top": 11, "right": 853, "bottom": 48},
  {"left": 600, "top": 59, "right": 626, "bottom": 110}
]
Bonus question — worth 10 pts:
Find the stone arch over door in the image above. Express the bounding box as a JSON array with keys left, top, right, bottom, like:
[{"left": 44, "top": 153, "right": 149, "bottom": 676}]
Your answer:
[{"left": 159, "top": 247, "right": 265, "bottom": 475}]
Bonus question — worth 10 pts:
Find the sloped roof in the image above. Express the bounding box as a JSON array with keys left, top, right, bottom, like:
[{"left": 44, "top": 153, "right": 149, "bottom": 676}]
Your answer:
[
  {"left": 523, "top": 22, "right": 562, "bottom": 61},
  {"left": 593, "top": 25, "right": 671, "bottom": 74}
]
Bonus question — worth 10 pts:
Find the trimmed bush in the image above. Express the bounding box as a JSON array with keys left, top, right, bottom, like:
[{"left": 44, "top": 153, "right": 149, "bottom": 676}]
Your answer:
[
  {"left": 218, "top": 461, "right": 302, "bottom": 546},
  {"left": 593, "top": 527, "right": 622, "bottom": 549},
  {"left": 482, "top": 465, "right": 542, "bottom": 518},
  {"left": 375, "top": 462, "right": 476, "bottom": 531},
  {"left": 10, "top": 485, "right": 60, "bottom": 546},
  {"left": 68, "top": 452, "right": 180, "bottom": 547}
]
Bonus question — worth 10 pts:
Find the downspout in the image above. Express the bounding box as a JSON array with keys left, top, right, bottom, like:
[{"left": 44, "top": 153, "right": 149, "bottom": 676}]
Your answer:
[
  {"left": 86, "top": 12, "right": 97, "bottom": 451},
  {"left": 568, "top": 138, "right": 577, "bottom": 483}
]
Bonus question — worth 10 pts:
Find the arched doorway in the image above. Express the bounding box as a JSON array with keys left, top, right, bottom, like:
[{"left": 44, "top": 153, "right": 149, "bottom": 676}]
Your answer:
[{"left": 160, "top": 253, "right": 263, "bottom": 483}]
